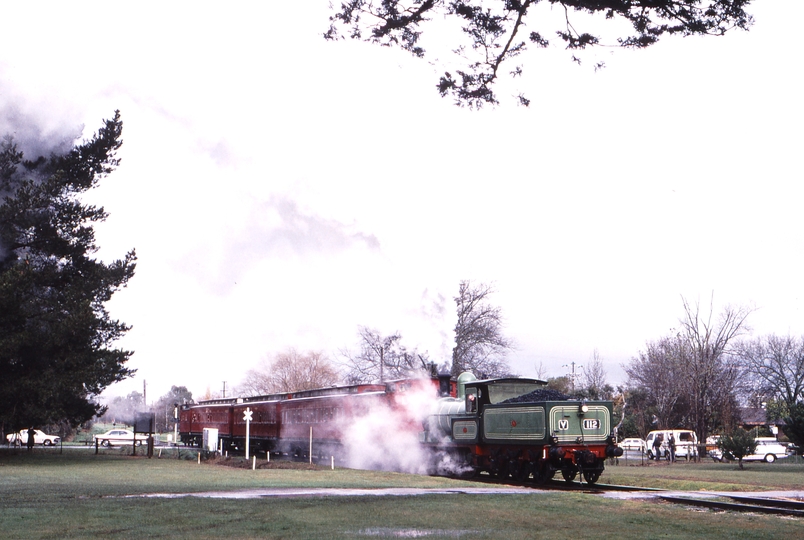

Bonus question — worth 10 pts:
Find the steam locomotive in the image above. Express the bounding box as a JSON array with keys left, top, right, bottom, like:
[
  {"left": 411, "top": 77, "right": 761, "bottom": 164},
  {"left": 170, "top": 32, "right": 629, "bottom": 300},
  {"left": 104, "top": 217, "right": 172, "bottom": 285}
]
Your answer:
[{"left": 178, "top": 372, "right": 621, "bottom": 484}]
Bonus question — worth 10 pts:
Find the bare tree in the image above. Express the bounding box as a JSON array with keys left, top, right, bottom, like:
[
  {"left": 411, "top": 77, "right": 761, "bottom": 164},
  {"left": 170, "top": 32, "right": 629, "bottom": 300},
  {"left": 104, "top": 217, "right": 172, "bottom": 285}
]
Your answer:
[
  {"left": 151, "top": 386, "right": 193, "bottom": 433},
  {"left": 625, "top": 335, "right": 688, "bottom": 430},
  {"left": 581, "top": 349, "right": 612, "bottom": 399},
  {"left": 240, "top": 349, "right": 340, "bottom": 395},
  {"left": 734, "top": 334, "right": 804, "bottom": 449},
  {"left": 677, "top": 295, "right": 753, "bottom": 445},
  {"left": 451, "top": 280, "right": 513, "bottom": 378},
  {"left": 340, "top": 326, "right": 430, "bottom": 384},
  {"left": 534, "top": 361, "right": 549, "bottom": 381},
  {"left": 735, "top": 335, "right": 804, "bottom": 408}
]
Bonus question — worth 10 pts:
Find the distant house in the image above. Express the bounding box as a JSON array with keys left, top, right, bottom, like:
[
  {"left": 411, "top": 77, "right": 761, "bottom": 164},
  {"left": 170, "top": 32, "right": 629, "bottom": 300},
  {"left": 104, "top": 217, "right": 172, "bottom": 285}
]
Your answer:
[
  {"left": 740, "top": 407, "right": 767, "bottom": 428},
  {"left": 739, "top": 407, "right": 785, "bottom": 436}
]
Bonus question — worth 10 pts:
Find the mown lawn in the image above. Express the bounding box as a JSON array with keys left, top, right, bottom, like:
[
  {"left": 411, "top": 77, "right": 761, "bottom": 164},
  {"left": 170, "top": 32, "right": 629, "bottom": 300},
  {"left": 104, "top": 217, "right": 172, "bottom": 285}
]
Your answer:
[
  {"left": 603, "top": 456, "right": 804, "bottom": 491},
  {"left": 1, "top": 450, "right": 802, "bottom": 539}
]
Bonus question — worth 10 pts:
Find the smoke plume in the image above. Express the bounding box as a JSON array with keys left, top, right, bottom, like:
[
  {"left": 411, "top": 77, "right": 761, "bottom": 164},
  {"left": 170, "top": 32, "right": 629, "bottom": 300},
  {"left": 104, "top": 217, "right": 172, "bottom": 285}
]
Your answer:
[{"left": 336, "top": 381, "right": 470, "bottom": 476}]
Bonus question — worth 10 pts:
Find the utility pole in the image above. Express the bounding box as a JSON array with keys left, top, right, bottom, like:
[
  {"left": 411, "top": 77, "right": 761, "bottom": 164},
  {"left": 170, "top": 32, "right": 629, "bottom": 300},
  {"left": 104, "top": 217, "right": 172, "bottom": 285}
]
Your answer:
[
  {"left": 143, "top": 380, "right": 147, "bottom": 408},
  {"left": 222, "top": 381, "right": 227, "bottom": 398},
  {"left": 562, "top": 362, "right": 583, "bottom": 393}
]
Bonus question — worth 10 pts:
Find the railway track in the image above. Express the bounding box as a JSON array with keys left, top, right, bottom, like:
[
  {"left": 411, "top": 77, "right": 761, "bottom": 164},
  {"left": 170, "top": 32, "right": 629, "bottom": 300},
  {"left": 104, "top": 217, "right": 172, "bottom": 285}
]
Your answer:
[
  {"left": 659, "top": 494, "right": 804, "bottom": 518},
  {"left": 463, "top": 473, "right": 804, "bottom": 518},
  {"left": 462, "top": 472, "right": 657, "bottom": 493}
]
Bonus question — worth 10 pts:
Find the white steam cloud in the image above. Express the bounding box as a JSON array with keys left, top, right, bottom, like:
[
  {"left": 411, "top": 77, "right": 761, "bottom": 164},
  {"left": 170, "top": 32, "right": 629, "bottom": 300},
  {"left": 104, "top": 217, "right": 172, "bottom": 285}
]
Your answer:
[{"left": 336, "top": 382, "right": 470, "bottom": 477}]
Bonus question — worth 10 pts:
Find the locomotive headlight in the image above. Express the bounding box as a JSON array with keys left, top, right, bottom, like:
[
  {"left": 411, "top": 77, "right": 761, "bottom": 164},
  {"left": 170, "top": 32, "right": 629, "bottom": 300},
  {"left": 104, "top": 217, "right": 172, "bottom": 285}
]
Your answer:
[{"left": 579, "top": 401, "right": 589, "bottom": 415}]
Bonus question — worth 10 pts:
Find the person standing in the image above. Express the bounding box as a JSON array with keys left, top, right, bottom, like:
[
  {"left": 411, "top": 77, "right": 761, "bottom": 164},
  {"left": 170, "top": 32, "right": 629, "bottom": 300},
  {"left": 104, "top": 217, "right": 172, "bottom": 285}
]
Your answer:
[
  {"left": 27, "top": 427, "right": 36, "bottom": 451},
  {"left": 652, "top": 433, "right": 662, "bottom": 460},
  {"left": 669, "top": 434, "right": 676, "bottom": 462}
]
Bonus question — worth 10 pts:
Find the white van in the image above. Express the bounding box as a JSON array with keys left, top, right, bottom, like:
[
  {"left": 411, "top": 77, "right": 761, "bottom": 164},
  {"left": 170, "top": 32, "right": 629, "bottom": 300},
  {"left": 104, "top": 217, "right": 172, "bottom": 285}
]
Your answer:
[{"left": 645, "top": 430, "right": 698, "bottom": 461}]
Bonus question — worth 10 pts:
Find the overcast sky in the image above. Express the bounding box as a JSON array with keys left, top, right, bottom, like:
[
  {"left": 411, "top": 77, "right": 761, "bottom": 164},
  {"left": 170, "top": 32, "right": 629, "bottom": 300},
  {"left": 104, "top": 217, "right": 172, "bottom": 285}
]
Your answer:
[{"left": 2, "top": 1, "right": 802, "bottom": 403}]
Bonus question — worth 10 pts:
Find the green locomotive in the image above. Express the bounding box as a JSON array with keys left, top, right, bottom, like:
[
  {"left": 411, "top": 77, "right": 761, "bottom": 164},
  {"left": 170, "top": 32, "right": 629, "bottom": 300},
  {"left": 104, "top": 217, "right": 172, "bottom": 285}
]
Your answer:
[{"left": 422, "top": 373, "right": 622, "bottom": 484}]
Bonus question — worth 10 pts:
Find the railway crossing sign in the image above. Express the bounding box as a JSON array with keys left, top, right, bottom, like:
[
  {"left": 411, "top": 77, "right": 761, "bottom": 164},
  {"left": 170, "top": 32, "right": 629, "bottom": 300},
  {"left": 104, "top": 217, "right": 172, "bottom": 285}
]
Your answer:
[{"left": 244, "top": 408, "right": 252, "bottom": 459}]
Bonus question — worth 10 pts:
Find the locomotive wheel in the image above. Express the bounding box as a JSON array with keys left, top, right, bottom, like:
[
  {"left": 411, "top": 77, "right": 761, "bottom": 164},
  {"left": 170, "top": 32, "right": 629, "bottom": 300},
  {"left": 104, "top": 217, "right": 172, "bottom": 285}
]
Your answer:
[
  {"left": 562, "top": 469, "right": 577, "bottom": 482},
  {"left": 533, "top": 463, "right": 548, "bottom": 485},
  {"left": 532, "top": 469, "right": 545, "bottom": 484},
  {"left": 513, "top": 461, "right": 530, "bottom": 481},
  {"left": 458, "top": 451, "right": 478, "bottom": 478},
  {"left": 490, "top": 457, "right": 508, "bottom": 478},
  {"left": 582, "top": 470, "right": 601, "bottom": 484},
  {"left": 522, "top": 461, "right": 537, "bottom": 482}
]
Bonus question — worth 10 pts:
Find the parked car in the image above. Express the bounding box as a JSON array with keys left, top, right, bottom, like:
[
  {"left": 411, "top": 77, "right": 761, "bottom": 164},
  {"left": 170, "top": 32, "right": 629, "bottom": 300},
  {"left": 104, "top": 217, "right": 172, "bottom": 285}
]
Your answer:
[
  {"left": 709, "top": 436, "right": 789, "bottom": 463},
  {"left": 618, "top": 438, "right": 646, "bottom": 452},
  {"left": 6, "top": 429, "right": 60, "bottom": 446},
  {"left": 93, "top": 429, "right": 148, "bottom": 447},
  {"left": 706, "top": 435, "right": 722, "bottom": 459},
  {"left": 742, "top": 437, "right": 789, "bottom": 463}
]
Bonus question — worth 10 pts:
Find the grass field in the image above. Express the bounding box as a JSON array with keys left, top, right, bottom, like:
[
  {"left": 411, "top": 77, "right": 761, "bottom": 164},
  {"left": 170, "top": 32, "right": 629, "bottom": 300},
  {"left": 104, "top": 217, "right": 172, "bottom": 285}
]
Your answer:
[{"left": 1, "top": 449, "right": 802, "bottom": 539}]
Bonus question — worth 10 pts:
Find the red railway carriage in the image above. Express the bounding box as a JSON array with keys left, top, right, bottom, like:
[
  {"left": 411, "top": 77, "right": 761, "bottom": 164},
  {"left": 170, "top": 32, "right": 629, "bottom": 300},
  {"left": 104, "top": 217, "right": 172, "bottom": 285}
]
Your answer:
[
  {"left": 231, "top": 398, "right": 281, "bottom": 453},
  {"left": 276, "top": 384, "right": 388, "bottom": 459},
  {"left": 181, "top": 383, "right": 396, "bottom": 457},
  {"left": 179, "top": 401, "right": 235, "bottom": 447}
]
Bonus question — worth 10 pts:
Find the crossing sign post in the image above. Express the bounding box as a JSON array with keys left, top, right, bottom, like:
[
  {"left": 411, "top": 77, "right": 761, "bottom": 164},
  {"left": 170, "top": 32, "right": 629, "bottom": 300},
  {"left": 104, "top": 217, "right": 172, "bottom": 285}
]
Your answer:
[{"left": 243, "top": 408, "right": 253, "bottom": 460}]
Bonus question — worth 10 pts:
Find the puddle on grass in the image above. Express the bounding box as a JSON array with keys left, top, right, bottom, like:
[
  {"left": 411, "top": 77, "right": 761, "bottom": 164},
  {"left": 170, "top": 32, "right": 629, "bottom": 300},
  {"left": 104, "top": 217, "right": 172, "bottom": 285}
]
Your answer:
[
  {"left": 356, "top": 528, "right": 477, "bottom": 538},
  {"left": 124, "top": 487, "right": 539, "bottom": 499}
]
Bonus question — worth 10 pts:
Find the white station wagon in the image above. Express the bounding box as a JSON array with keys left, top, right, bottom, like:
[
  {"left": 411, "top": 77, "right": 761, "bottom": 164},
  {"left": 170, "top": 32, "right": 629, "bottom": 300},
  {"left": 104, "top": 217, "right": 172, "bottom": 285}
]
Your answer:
[
  {"left": 742, "top": 437, "right": 789, "bottom": 463},
  {"left": 710, "top": 436, "right": 789, "bottom": 463}
]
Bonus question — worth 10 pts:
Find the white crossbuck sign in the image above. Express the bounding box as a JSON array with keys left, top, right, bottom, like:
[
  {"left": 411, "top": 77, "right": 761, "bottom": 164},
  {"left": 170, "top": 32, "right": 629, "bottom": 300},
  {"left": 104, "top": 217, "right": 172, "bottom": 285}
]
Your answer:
[{"left": 244, "top": 408, "right": 252, "bottom": 459}]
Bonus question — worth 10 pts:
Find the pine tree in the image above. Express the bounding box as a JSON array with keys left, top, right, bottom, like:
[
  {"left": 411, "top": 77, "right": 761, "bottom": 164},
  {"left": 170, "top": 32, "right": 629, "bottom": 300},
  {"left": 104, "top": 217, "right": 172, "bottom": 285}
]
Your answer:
[{"left": 0, "top": 111, "right": 136, "bottom": 431}]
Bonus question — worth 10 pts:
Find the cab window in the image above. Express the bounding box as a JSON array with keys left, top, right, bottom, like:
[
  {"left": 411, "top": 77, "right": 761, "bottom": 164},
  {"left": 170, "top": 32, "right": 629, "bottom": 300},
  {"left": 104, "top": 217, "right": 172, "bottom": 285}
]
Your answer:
[{"left": 465, "top": 389, "right": 478, "bottom": 413}]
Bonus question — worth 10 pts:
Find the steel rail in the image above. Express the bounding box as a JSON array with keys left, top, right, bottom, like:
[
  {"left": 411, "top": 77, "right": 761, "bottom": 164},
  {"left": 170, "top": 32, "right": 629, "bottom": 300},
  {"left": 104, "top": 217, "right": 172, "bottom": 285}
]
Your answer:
[
  {"left": 725, "top": 495, "right": 804, "bottom": 511},
  {"left": 659, "top": 495, "right": 804, "bottom": 518}
]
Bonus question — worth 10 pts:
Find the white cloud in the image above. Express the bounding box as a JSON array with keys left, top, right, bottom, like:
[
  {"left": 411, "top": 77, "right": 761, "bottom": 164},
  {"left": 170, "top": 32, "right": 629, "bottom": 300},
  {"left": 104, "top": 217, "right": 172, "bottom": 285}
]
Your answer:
[{"left": 1, "top": 1, "right": 802, "bottom": 401}]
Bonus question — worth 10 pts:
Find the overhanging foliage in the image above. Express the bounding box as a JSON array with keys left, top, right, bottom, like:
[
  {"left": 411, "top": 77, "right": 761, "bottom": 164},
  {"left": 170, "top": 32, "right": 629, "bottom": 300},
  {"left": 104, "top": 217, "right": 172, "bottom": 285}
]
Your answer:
[{"left": 326, "top": 0, "right": 754, "bottom": 107}]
